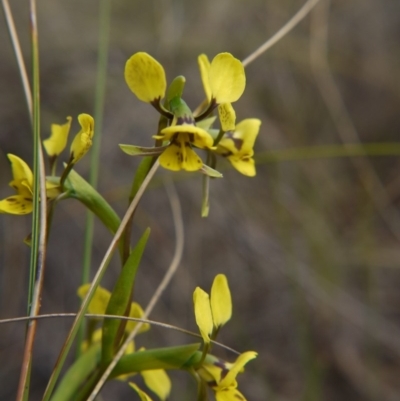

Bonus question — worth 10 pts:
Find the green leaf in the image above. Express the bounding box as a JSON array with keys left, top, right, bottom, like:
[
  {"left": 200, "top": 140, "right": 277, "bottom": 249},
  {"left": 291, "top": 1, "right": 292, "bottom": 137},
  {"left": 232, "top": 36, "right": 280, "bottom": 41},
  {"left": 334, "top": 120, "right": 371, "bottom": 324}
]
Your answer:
[
  {"left": 62, "top": 168, "right": 121, "bottom": 235},
  {"left": 119, "top": 144, "right": 167, "bottom": 156},
  {"left": 110, "top": 343, "right": 201, "bottom": 379},
  {"left": 51, "top": 344, "right": 101, "bottom": 401},
  {"left": 101, "top": 228, "right": 151, "bottom": 364}
]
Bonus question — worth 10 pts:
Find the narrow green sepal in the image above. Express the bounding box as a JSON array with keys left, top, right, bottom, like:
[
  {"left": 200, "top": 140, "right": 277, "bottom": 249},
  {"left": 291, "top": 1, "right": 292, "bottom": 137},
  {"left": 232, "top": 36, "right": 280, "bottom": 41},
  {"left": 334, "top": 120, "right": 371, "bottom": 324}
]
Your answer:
[
  {"left": 200, "top": 164, "right": 223, "bottom": 178},
  {"left": 119, "top": 144, "right": 168, "bottom": 156},
  {"left": 51, "top": 344, "right": 101, "bottom": 401},
  {"left": 201, "top": 175, "right": 210, "bottom": 218},
  {"left": 166, "top": 75, "right": 186, "bottom": 104},
  {"left": 101, "top": 228, "right": 151, "bottom": 364},
  {"left": 196, "top": 116, "right": 217, "bottom": 131},
  {"left": 110, "top": 343, "right": 201, "bottom": 379}
]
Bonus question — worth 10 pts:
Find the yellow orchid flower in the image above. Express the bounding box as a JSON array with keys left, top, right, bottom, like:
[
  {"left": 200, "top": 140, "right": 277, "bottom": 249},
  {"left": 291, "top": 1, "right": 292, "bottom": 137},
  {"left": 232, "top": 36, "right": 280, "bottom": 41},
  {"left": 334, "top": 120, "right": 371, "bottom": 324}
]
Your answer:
[
  {"left": 43, "top": 116, "right": 72, "bottom": 157},
  {"left": 198, "top": 351, "right": 257, "bottom": 401},
  {"left": 216, "top": 119, "right": 261, "bottom": 177},
  {"left": 70, "top": 113, "right": 94, "bottom": 164},
  {"left": 193, "top": 274, "right": 232, "bottom": 343},
  {"left": 0, "top": 154, "right": 60, "bottom": 215},
  {"left": 125, "top": 52, "right": 167, "bottom": 104}
]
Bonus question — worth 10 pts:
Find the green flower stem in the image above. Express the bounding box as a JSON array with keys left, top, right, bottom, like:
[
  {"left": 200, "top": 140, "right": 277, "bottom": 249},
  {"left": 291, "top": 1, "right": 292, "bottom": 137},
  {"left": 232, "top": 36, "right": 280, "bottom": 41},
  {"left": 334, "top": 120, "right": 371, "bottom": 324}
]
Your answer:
[
  {"left": 123, "top": 156, "right": 155, "bottom": 262},
  {"left": 213, "top": 128, "right": 225, "bottom": 146}
]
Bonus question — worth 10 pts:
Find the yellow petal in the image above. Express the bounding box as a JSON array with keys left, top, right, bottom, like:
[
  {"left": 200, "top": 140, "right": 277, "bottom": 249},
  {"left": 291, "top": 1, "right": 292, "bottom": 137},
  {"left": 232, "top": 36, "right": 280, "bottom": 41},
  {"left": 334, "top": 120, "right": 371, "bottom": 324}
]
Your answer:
[
  {"left": 0, "top": 195, "right": 33, "bottom": 215},
  {"left": 198, "top": 363, "right": 222, "bottom": 384},
  {"left": 193, "top": 287, "right": 213, "bottom": 343},
  {"left": 227, "top": 155, "right": 256, "bottom": 177},
  {"left": 8, "top": 154, "right": 33, "bottom": 196},
  {"left": 126, "top": 302, "right": 150, "bottom": 334},
  {"left": 129, "top": 383, "right": 154, "bottom": 401},
  {"left": 219, "top": 351, "right": 257, "bottom": 388},
  {"left": 210, "top": 274, "right": 232, "bottom": 328},
  {"left": 141, "top": 369, "right": 171, "bottom": 401},
  {"left": 209, "top": 53, "right": 245, "bottom": 104},
  {"left": 158, "top": 140, "right": 203, "bottom": 172},
  {"left": 77, "top": 284, "right": 111, "bottom": 315},
  {"left": 45, "top": 180, "right": 62, "bottom": 200},
  {"left": 217, "top": 119, "right": 260, "bottom": 155},
  {"left": 215, "top": 388, "right": 247, "bottom": 401},
  {"left": 70, "top": 114, "right": 94, "bottom": 164},
  {"left": 218, "top": 103, "right": 236, "bottom": 132},
  {"left": 43, "top": 116, "right": 72, "bottom": 157},
  {"left": 159, "top": 125, "right": 214, "bottom": 149},
  {"left": 233, "top": 119, "right": 261, "bottom": 153},
  {"left": 125, "top": 52, "right": 166, "bottom": 103},
  {"left": 198, "top": 54, "right": 212, "bottom": 102}
]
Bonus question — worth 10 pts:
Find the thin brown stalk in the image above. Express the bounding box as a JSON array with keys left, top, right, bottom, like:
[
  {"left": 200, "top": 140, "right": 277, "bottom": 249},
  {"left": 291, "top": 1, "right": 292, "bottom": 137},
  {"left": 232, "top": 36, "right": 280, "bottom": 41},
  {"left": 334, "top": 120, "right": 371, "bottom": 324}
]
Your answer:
[
  {"left": 88, "top": 179, "right": 184, "bottom": 400},
  {"left": 242, "top": 0, "right": 321, "bottom": 67},
  {"left": 15, "top": 0, "right": 49, "bottom": 400},
  {"left": 0, "top": 313, "right": 239, "bottom": 355},
  {"left": 1, "top": 0, "right": 32, "bottom": 118}
]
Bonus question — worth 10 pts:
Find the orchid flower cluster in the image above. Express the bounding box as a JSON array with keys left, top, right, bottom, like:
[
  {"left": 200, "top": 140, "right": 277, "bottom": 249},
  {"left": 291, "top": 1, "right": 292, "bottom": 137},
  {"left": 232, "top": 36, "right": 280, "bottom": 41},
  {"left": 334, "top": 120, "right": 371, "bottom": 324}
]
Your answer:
[{"left": 1, "top": 52, "right": 258, "bottom": 401}]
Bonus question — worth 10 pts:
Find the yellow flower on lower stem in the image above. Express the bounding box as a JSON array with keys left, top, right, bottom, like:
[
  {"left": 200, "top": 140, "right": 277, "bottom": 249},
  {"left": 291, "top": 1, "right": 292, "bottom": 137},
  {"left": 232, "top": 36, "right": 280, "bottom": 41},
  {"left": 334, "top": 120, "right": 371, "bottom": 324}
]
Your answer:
[
  {"left": 0, "top": 154, "right": 60, "bottom": 215},
  {"left": 193, "top": 274, "right": 232, "bottom": 344},
  {"left": 154, "top": 123, "right": 214, "bottom": 172},
  {"left": 198, "top": 351, "right": 257, "bottom": 401},
  {"left": 215, "top": 119, "right": 261, "bottom": 177},
  {"left": 43, "top": 116, "right": 72, "bottom": 157},
  {"left": 69, "top": 113, "right": 94, "bottom": 164}
]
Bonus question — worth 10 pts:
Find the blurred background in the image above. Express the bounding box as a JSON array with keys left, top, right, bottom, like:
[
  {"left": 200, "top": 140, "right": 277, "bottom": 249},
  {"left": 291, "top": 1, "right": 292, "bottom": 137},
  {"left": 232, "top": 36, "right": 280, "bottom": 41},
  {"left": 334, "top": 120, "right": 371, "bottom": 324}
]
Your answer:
[{"left": 1, "top": 0, "right": 400, "bottom": 400}]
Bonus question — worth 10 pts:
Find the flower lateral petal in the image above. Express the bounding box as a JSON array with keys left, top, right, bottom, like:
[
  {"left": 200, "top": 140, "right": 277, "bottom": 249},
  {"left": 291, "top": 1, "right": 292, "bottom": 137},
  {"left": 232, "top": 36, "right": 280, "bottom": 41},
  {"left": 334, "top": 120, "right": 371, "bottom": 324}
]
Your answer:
[
  {"left": 125, "top": 52, "right": 166, "bottom": 103},
  {"left": 158, "top": 140, "right": 203, "bottom": 172},
  {"left": 0, "top": 195, "right": 33, "bottom": 215}
]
